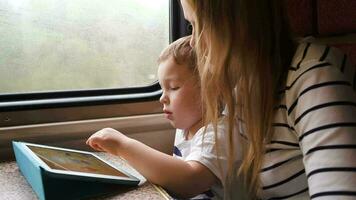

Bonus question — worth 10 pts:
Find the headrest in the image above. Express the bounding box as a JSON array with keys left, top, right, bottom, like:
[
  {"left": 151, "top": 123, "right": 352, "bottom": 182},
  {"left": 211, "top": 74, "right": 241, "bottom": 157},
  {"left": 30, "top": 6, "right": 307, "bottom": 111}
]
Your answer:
[
  {"left": 285, "top": 0, "right": 356, "bottom": 36},
  {"left": 317, "top": 0, "right": 356, "bottom": 36}
]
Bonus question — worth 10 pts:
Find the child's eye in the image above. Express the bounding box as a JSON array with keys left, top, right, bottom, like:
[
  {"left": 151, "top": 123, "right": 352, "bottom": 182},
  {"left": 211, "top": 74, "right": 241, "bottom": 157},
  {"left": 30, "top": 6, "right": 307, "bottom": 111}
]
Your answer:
[{"left": 170, "top": 86, "right": 180, "bottom": 91}]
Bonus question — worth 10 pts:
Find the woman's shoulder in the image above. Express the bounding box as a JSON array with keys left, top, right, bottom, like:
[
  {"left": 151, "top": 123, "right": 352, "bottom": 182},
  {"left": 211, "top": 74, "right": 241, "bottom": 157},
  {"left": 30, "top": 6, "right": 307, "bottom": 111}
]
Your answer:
[
  {"left": 282, "top": 40, "right": 355, "bottom": 112},
  {"left": 285, "top": 41, "right": 354, "bottom": 88},
  {"left": 290, "top": 41, "right": 345, "bottom": 70}
]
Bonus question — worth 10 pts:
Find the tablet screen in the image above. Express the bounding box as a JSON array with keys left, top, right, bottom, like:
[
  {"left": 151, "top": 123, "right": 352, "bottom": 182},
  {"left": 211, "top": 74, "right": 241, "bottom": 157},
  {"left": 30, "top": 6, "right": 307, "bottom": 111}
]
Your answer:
[{"left": 27, "top": 145, "right": 129, "bottom": 178}]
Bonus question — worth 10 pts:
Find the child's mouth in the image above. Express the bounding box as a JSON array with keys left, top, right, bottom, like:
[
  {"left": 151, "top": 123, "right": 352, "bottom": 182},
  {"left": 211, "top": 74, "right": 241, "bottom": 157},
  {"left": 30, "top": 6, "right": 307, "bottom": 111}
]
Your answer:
[{"left": 163, "top": 111, "right": 173, "bottom": 120}]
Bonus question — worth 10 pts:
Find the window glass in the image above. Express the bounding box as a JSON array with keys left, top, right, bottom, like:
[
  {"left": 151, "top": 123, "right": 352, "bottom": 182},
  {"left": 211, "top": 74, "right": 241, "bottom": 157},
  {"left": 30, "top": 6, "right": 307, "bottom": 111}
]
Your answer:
[{"left": 0, "top": 0, "right": 169, "bottom": 94}]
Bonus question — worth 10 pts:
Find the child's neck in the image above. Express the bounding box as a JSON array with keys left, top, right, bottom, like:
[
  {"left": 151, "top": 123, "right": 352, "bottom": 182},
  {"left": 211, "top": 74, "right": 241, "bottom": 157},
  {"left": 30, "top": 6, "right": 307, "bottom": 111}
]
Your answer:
[{"left": 186, "top": 119, "right": 203, "bottom": 140}]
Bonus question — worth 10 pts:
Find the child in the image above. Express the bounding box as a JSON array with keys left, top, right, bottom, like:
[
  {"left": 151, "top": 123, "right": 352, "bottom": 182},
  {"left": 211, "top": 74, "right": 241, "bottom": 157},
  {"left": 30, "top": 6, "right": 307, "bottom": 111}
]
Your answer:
[{"left": 86, "top": 36, "right": 241, "bottom": 199}]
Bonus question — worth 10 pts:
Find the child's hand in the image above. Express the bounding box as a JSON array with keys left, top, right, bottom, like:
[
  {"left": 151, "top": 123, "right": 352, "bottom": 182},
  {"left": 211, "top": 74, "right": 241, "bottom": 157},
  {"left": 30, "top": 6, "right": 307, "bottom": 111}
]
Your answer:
[{"left": 86, "top": 128, "right": 130, "bottom": 156}]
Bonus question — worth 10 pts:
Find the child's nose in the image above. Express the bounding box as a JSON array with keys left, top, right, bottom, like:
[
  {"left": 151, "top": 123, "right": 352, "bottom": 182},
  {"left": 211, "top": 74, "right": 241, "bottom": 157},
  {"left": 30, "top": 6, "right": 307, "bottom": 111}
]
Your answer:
[{"left": 159, "top": 92, "right": 169, "bottom": 104}]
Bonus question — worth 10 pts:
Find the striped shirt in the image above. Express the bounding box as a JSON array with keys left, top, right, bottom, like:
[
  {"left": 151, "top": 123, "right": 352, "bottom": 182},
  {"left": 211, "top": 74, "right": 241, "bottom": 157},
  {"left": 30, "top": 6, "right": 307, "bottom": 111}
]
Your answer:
[{"left": 259, "top": 42, "right": 356, "bottom": 200}]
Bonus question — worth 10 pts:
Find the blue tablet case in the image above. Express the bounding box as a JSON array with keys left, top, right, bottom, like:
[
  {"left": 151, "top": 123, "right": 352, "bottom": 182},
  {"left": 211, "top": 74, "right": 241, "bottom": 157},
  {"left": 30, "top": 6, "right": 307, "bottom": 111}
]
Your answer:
[{"left": 12, "top": 141, "right": 139, "bottom": 200}]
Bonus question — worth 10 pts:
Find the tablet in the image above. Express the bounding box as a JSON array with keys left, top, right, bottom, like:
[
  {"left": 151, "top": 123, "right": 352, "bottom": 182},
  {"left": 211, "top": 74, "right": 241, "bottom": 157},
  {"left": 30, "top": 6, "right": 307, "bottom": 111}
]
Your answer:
[{"left": 23, "top": 142, "right": 140, "bottom": 185}]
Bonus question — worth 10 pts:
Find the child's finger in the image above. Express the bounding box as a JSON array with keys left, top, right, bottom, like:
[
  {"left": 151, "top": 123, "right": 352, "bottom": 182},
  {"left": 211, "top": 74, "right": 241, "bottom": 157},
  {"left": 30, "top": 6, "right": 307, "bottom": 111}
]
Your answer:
[
  {"left": 93, "top": 143, "right": 105, "bottom": 152},
  {"left": 86, "top": 137, "right": 93, "bottom": 145},
  {"left": 87, "top": 138, "right": 104, "bottom": 151},
  {"left": 86, "top": 137, "right": 96, "bottom": 148}
]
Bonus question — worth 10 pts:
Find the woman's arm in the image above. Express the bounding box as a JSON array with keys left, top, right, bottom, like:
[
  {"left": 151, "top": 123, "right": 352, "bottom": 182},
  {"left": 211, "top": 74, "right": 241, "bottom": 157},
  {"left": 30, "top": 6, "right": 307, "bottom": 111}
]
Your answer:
[
  {"left": 86, "top": 128, "right": 217, "bottom": 198},
  {"left": 287, "top": 48, "right": 356, "bottom": 198}
]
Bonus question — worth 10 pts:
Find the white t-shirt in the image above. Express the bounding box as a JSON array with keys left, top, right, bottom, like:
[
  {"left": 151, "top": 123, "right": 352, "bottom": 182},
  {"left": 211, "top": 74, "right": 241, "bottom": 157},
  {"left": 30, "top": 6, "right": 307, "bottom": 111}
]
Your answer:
[{"left": 173, "top": 117, "right": 242, "bottom": 200}]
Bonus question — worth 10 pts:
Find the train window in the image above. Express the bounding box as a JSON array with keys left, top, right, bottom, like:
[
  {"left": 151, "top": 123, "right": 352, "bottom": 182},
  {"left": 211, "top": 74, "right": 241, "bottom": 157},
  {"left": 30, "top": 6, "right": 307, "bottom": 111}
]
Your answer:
[
  {"left": 0, "top": 0, "right": 169, "bottom": 94},
  {"left": 0, "top": 0, "right": 189, "bottom": 160},
  {"left": 0, "top": 0, "right": 190, "bottom": 127}
]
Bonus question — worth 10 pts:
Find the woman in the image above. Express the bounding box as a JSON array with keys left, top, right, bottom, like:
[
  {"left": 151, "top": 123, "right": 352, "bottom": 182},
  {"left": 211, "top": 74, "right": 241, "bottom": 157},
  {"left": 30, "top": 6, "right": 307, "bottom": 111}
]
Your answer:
[{"left": 180, "top": 0, "right": 356, "bottom": 199}]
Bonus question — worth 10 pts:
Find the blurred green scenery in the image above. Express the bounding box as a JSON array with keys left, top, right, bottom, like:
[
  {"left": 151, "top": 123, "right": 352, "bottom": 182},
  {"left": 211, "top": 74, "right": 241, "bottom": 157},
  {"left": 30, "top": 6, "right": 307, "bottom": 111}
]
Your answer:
[{"left": 0, "top": 0, "right": 169, "bottom": 94}]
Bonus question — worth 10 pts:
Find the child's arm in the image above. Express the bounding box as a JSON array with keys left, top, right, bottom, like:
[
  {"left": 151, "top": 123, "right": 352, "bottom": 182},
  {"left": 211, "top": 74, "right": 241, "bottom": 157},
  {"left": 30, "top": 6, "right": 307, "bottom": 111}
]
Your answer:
[{"left": 86, "top": 128, "right": 217, "bottom": 198}]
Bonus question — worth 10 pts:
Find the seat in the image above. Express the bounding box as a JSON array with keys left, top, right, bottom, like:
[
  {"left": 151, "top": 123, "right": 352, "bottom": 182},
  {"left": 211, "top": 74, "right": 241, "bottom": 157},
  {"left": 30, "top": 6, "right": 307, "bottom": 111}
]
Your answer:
[{"left": 285, "top": 0, "right": 356, "bottom": 65}]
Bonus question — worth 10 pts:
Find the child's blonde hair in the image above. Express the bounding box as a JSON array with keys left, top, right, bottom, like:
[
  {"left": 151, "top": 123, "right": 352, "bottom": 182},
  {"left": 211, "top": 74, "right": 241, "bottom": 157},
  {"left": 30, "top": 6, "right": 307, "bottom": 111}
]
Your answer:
[{"left": 158, "top": 36, "right": 198, "bottom": 76}]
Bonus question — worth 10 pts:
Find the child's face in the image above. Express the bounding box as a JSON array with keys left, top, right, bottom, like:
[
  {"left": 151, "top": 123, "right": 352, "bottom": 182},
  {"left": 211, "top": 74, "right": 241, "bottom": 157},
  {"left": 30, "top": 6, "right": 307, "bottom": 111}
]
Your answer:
[{"left": 158, "top": 57, "right": 202, "bottom": 131}]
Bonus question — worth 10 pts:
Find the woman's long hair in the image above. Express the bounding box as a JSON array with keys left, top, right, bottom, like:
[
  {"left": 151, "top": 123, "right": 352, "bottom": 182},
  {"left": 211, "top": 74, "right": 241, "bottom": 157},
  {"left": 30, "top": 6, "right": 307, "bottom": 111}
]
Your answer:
[{"left": 184, "top": 0, "right": 295, "bottom": 198}]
